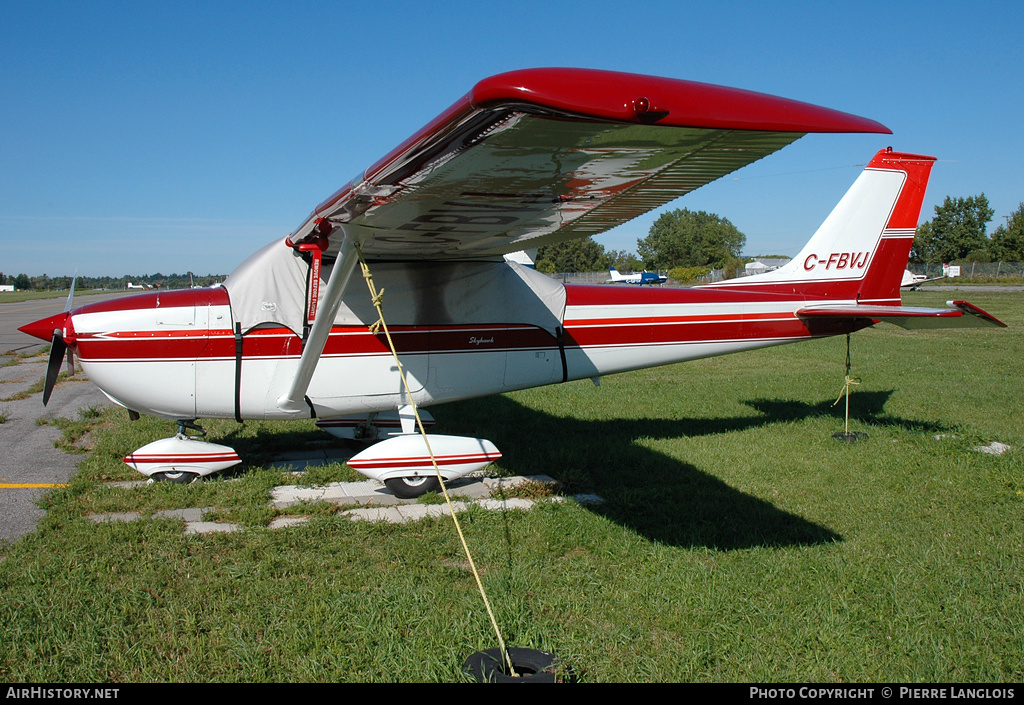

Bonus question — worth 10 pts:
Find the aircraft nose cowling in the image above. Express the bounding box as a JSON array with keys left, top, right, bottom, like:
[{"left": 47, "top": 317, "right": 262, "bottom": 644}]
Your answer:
[{"left": 19, "top": 312, "right": 70, "bottom": 342}]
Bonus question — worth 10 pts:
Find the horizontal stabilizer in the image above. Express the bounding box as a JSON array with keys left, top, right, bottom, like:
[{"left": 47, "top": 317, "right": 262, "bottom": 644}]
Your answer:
[{"left": 796, "top": 301, "right": 1006, "bottom": 330}]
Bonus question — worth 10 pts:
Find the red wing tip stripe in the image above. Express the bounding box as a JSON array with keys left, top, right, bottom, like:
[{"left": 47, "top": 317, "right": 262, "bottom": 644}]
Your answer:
[{"left": 348, "top": 453, "right": 501, "bottom": 469}]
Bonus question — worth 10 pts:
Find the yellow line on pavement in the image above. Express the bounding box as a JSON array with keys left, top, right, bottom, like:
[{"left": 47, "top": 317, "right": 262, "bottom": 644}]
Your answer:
[{"left": 0, "top": 483, "right": 68, "bottom": 488}]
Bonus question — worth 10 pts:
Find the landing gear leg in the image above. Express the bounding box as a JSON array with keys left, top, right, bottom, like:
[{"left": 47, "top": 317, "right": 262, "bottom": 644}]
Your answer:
[{"left": 177, "top": 419, "right": 206, "bottom": 438}]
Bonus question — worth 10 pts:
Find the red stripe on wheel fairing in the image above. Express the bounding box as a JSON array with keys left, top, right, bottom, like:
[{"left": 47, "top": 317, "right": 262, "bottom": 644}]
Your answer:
[{"left": 347, "top": 452, "right": 501, "bottom": 470}]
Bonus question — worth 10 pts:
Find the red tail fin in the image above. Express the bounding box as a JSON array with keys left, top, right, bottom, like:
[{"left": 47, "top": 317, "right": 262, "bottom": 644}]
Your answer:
[
  {"left": 705, "top": 148, "right": 936, "bottom": 304},
  {"left": 855, "top": 149, "right": 935, "bottom": 304}
]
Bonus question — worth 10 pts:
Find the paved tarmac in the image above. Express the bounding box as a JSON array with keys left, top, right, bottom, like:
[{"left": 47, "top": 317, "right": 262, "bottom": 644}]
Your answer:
[
  {"left": 0, "top": 290, "right": 135, "bottom": 356},
  {"left": 915, "top": 284, "right": 1024, "bottom": 292},
  {"left": 0, "top": 291, "right": 132, "bottom": 543},
  {"left": 0, "top": 357, "right": 112, "bottom": 542}
]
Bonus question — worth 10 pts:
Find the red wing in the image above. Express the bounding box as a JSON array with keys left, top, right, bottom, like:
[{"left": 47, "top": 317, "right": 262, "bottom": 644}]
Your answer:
[{"left": 288, "top": 68, "right": 890, "bottom": 259}]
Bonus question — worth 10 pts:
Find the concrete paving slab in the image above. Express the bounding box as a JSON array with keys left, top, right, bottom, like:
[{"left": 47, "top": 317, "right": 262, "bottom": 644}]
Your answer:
[
  {"left": 477, "top": 498, "right": 535, "bottom": 511},
  {"left": 268, "top": 516, "right": 310, "bottom": 530},
  {"left": 184, "top": 521, "right": 241, "bottom": 535},
  {"left": 269, "top": 475, "right": 546, "bottom": 510},
  {"left": 445, "top": 481, "right": 493, "bottom": 499},
  {"left": 81, "top": 483, "right": 606, "bottom": 533},
  {"left": 107, "top": 480, "right": 149, "bottom": 489},
  {"left": 483, "top": 474, "right": 557, "bottom": 490},
  {"left": 975, "top": 441, "right": 1011, "bottom": 455},
  {"left": 345, "top": 506, "right": 406, "bottom": 523},
  {"left": 268, "top": 475, "right": 607, "bottom": 526},
  {"left": 396, "top": 502, "right": 467, "bottom": 521},
  {"left": 269, "top": 480, "right": 396, "bottom": 509},
  {"left": 154, "top": 507, "right": 212, "bottom": 522}
]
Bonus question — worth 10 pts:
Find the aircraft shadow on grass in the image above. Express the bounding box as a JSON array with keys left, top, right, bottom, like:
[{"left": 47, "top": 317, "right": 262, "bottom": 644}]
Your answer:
[
  {"left": 429, "top": 390, "right": 954, "bottom": 551},
  {"left": 741, "top": 390, "right": 951, "bottom": 434},
  {"left": 212, "top": 388, "right": 951, "bottom": 551}
]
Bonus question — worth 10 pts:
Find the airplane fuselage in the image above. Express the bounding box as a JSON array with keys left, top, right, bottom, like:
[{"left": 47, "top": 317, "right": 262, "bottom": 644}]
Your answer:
[{"left": 57, "top": 281, "right": 863, "bottom": 422}]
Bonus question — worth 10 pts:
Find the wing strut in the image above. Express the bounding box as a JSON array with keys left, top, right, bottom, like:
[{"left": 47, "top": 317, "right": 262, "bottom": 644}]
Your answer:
[{"left": 277, "top": 232, "right": 359, "bottom": 415}]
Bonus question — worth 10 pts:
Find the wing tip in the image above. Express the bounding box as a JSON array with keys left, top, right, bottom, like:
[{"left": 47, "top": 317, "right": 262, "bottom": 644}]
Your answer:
[{"left": 472, "top": 68, "right": 890, "bottom": 134}]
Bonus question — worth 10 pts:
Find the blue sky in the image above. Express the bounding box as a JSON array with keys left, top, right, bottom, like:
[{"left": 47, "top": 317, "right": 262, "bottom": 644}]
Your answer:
[{"left": 2, "top": 0, "right": 1022, "bottom": 276}]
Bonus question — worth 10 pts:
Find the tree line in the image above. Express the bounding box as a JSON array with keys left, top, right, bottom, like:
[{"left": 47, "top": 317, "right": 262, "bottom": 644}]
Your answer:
[
  {"left": 4, "top": 196, "right": 1022, "bottom": 290},
  {"left": 0, "top": 272, "right": 224, "bottom": 291},
  {"left": 536, "top": 195, "right": 1024, "bottom": 276},
  {"left": 912, "top": 196, "right": 1024, "bottom": 264},
  {"left": 536, "top": 208, "right": 747, "bottom": 279}
]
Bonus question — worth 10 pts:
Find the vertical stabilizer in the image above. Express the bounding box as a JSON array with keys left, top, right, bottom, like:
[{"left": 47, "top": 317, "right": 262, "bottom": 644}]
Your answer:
[{"left": 705, "top": 148, "right": 935, "bottom": 303}]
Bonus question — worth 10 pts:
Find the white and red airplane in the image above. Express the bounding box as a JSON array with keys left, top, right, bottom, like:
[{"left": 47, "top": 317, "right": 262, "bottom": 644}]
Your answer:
[
  {"left": 608, "top": 267, "right": 668, "bottom": 286},
  {"left": 20, "top": 68, "right": 1005, "bottom": 496}
]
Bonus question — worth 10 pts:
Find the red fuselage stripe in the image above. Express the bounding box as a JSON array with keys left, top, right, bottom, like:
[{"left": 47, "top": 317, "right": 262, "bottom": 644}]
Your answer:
[{"left": 74, "top": 313, "right": 815, "bottom": 362}]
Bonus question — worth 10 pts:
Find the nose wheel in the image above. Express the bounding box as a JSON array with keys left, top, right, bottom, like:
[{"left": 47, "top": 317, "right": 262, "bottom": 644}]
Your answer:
[
  {"left": 384, "top": 476, "right": 441, "bottom": 499},
  {"left": 151, "top": 470, "right": 199, "bottom": 484}
]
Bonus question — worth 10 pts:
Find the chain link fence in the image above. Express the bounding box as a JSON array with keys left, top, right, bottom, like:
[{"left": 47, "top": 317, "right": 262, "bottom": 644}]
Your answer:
[
  {"left": 547, "top": 262, "right": 1024, "bottom": 285},
  {"left": 909, "top": 262, "right": 1024, "bottom": 280}
]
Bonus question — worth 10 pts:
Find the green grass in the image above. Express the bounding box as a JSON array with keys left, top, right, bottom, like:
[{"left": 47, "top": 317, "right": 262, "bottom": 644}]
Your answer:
[{"left": 0, "top": 290, "right": 1020, "bottom": 682}]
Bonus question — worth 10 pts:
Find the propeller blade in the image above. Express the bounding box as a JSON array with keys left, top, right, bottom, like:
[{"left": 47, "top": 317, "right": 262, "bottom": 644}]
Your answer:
[
  {"left": 42, "top": 332, "right": 67, "bottom": 406},
  {"left": 64, "top": 272, "right": 77, "bottom": 312}
]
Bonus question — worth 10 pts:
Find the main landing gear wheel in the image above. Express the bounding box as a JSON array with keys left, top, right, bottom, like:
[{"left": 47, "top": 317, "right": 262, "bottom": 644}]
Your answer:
[
  {"left": 384, "top": 476, "right": 440, "bottom": 499},
  {"left": 151, "top": 470, "right": 200, "bottom": 484}
]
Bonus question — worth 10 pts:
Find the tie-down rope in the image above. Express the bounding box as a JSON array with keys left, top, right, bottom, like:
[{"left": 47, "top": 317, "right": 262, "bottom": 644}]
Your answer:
[
  {"left": 832, "top": 333, "right": 861, "bottom": 435},
  {"left": 355, "top": 245, "right": 516, "bottom": 677}
]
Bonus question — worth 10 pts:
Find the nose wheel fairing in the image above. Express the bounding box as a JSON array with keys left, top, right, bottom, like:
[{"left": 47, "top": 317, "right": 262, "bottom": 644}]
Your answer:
[{"left": 124, "top": 434, "right": 242, "bottom": 481}]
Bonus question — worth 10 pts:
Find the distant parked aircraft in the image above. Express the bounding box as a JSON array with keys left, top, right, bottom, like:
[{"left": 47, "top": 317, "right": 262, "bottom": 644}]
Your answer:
[
  {"left": 608, "top": 267, "right": 668, "bottom": 285},
  {"left": 900, "top": 270, "right": 947, "bottom": 290}
]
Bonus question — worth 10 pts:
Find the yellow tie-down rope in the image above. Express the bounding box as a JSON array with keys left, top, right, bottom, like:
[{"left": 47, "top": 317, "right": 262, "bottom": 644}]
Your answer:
[
  {"left": 355, "top": 246, "right": 517, "bottom": 677},
  {"left": 832, "top": 333, "right": 861, "bottom": 436}
]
